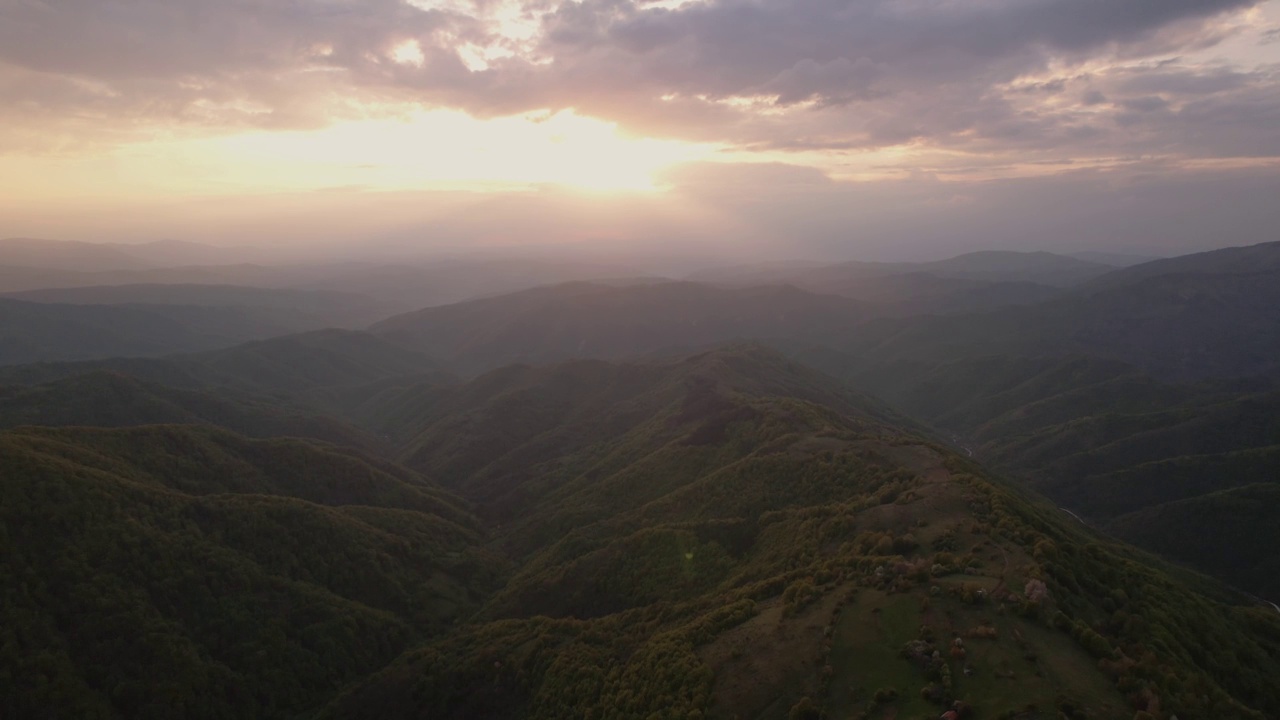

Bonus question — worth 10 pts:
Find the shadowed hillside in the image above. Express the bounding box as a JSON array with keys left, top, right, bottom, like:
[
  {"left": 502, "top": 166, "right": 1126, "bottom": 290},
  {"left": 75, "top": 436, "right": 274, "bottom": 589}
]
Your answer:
[
  {"left": 843, "top": 354, "right": 1280, "bottom": 601},
  {"left": 0, "top": 424, "right": 505, "bottom": 719}
]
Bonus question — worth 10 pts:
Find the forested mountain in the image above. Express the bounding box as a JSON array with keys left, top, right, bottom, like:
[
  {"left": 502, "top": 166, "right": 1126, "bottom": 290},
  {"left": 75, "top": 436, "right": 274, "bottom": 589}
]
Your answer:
[
  {"left": 0, "top": 424, "right": 505, "bottom": 719},
  {"left": 319, "top": 348, "right": 1280, "bottom": 719},
  {"left": 4, "top": 241, "right": 1280, "bottom": 719},
  {"left": 370, "top": 282, "right": 867, "bottom": 373},
  {"left": 841, "top": 354, "right": 1280, "bottom": 602}
]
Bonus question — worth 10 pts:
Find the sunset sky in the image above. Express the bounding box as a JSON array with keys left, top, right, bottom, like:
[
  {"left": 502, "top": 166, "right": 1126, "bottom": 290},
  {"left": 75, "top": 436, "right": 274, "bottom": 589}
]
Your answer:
[{"left": 2, "top": 0, "right": 1278, "bottom": 260}]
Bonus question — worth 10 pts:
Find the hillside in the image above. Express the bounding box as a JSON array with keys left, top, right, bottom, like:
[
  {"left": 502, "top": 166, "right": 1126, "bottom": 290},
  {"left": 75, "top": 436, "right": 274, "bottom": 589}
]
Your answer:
[
  {"left": 388, "top": 347, "right": 913, "bottom": 524},
  {"left": 321, "top": 348, "right": 1280, "bottom": 720},
  {"left": 0, "top": 424, "right": 505, "bottom": 719},
  {"left": 0, "top": 371, "right": 379, "bottom": 450},
  {"left": 370, "top": 282, "right": 866, "bottom": 373},
  {"left": 843, "top": 355, "right": 1280, "bottom": 601},
  {"left": 0, "top": 297, "right": 376, "bottom": 367},
  {"left": 1107, "top": 483, "right": 1280, "bottom": 603},
  {"left": 2, "top": 346, "right": 1279, "bottom": 719}
]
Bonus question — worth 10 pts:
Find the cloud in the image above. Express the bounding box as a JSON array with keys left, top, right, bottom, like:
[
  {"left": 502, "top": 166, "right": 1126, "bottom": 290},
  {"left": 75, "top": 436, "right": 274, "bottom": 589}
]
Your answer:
[{"left": 0, "top": 0, "right": 1276, "bottom": 172}]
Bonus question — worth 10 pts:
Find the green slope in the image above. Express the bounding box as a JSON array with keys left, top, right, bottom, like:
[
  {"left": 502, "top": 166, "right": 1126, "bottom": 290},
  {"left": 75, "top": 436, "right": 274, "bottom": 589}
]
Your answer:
[
  {"left": 4, "top": 344, "right": 1280, "bottom": 719},
  {"left": 0, "top": 425, "right": 505, "bottom": 719},
  {"left": 319, "top": 349, "right": 1280, "bottom": 720},
  {"left": 841, "top": 354, "right": 1280, "bottom": 601},
  {"left": 1106, "top": 483, "right": 1280, "bottom": 604}
]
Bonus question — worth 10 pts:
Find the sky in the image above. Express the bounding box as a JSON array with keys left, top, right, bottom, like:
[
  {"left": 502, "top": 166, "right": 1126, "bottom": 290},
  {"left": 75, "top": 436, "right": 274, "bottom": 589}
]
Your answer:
[{"left": 1, "top": 0, "right": 1278, "bottom": 261}]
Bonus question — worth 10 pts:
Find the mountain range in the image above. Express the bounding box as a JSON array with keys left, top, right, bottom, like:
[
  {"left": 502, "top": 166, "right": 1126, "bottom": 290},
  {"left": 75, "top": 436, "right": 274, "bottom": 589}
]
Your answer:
[{"left": 2, "top": 237, "right": 1279, "bottom": 719}]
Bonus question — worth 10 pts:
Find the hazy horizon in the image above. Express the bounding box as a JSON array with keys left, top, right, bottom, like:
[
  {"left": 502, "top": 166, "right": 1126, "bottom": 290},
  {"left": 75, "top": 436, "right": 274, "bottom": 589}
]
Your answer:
[{"left": 3, "top": 0, "right": 1278, "bottom": 261}]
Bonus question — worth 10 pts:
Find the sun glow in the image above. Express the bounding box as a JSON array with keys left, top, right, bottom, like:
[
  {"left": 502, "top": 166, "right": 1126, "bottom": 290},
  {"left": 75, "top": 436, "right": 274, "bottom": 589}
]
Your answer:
[
  {"left": 2, "top": 109, "right": 717, "bottom": 203},
  {"left": 201, "top": 109, "right": 712, "bottom": 192}
]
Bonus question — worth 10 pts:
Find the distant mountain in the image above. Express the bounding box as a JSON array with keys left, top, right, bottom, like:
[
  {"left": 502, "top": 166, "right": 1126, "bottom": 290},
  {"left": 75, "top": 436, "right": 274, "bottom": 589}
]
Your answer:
[
  {"left": 697, "top": 250, "right": 1113, "bottom": 289},
  {"left": 192, "top": 328, "right": 446, "bottom": 396},
  {"left": 103, "top": 239, "right": 286, "bottom": 266},
  {"left": 1084, "top": 240, "right": 1280, "bottom": 290},
  {"left": 296, "top": 258, "right": 654, "bottom": 312},
  {"left": 370, "top": 281, "right": 867, "bottom": 373},
  {"left": 689, "top": 251, "right": 1103, "bottom": 317},
  {"left": 0, "top": 237, "right": 304, "bottom": 271},
  {"left": 1067, "top": 251, "right": 1164, "bottom": 267},
  {"left": 363, "top": 250, "right": 1280, "bottom": 381},
  {"left": 0, "top": 237, "right": 152, "bottom": 272},
  {"left": 0, "top": 328, "right": 444, "bottom": 398},
  {"left": 784, "top": 271, "right": 1063, "bottom": 316},
  {"left": 0, "top": 262, "right": 355, "bottom": 294},
  {"left": 0, "top": 371, "right": 379, "bottom": 450},
  {"left": 2, "top": 283, "right": 397, "bottom": 327},
  {"left": 904, "top": 250, "right": 1114, "bottom": 286},
  {"left": 837, "top": 265, "right": 1280, "bottom": 380},
  {"left": 0, "top": 424, "right": 503, "bottom": 719},
  {"left": 0, "top": 252, "right": 656, "bottom": 313},
  {"left": 0, "top": 297, "right": 353, "bottom": 366}
]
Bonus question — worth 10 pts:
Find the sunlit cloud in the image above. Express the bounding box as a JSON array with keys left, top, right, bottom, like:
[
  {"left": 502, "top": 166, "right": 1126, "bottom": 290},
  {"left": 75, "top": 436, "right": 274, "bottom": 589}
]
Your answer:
[{"left": 0, "top": 0, "right": 1278, "bottom": 256}]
